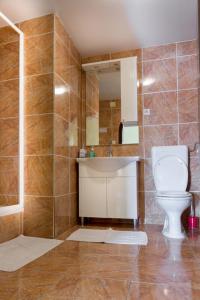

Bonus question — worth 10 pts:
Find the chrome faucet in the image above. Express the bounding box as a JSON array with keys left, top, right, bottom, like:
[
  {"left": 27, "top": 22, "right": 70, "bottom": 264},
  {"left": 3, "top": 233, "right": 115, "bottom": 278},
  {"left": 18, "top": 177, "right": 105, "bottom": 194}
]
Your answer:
[{"left": 107, "top": 144, "right": 113, "bottom": 157}]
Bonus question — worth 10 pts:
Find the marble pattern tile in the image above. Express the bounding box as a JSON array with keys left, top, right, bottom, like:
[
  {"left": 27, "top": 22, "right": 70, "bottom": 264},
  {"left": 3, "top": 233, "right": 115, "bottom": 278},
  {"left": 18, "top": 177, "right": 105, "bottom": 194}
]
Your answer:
[
  {"left": 0, "top": 157, "right": 18, "bottom": 194},
  {"left": 0, "top": 41, "right": 19, "bottom": 81},
  {"left": 25, "top": 74, "right": 53, "bottom": 115},
  {"left": 19, "top": 14, "right": 53, "bottom": 37},
  {"left": 143, "top": 43, "right": 176, "bottom": 60},
  {"left": 143, "top": 58, "right": 177, "bottom": 93},
  {"left": 26, "top": 115, "right": 53, "bottom": 155},
  {"left": 0, "top": 79, "right": 19, "bottom": 118},
  {"left": 189, "top": 157, "right": 200, "bottom": 191},
  {"left": 54, "top": 115, "right": 69, "bottom": 156},
  {"left": 54, "top": 15, "right": 70, "bottom": 49},
  {"left": 54, "top": 75, "right": 70, "bottom": 121},
  {"left": 0, "top": 225, "right": 195, "bottom": 299},
  {"left": 178, "top": 89, "right": 199, "bottom": 123},
  {"left": 0, "top": 118, "right": 19, "bottom": 156},
  {"left": 144, "top": 125, "right": 178, "bottom": 158},
  {"left": 177, "top": 40, "right": 198, "bottom": 56},
  {"left": 24, "top": 196, "right": 53, "bottom": 238},
  {"left": 69, "top": 193, "right": 78, "bottom": 226},
  {"left": 54, "top": 195, "right": 70, "bottom": 237},
  {"left": 25, "top": 156, "right": 53, "bottom": 196},
  {"left": 144, "top": 159, "right": 155, "bottom": 191},
  {"left": 54, "top": 156, "right": 69, "bottom": 196},
  {"left": 24, "top": 33, "right": 53, "bottom": 76},
  {"left": 0, "top": 25, "right": 19, "bottom": 44},
  {"left": 55, "top": 35, "right": 70, "bottom": 84},
  {"left": 0, "top": 195, "right": 18, "bottom": 206},
  {"left": 178, "top": 55, "right": 199, "bottom": 90},
  {"left": 0, "top": 213, "right": 21, "bottom": 243},
  {"left": 144, "top": 92, "right": 177, "bottom": 125},
  {"left": 179, "top": 123, "right": 199, "bottom": 151},
  {"left": 69, "top": 159, "right": 78, "bottom": 193}
]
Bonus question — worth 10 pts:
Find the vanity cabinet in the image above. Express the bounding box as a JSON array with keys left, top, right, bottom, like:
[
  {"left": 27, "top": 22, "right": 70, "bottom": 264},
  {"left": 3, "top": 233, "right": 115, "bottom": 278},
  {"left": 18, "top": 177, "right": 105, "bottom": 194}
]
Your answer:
[{"left": 77, "top": 157, "right": 140, "bottom": 223}]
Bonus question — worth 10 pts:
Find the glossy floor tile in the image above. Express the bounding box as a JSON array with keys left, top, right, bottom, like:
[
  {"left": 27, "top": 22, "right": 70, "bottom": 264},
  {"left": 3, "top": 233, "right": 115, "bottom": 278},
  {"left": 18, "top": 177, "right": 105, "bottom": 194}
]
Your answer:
[{"left": 0, "top": 224, "right": 200, "bottom": 299}]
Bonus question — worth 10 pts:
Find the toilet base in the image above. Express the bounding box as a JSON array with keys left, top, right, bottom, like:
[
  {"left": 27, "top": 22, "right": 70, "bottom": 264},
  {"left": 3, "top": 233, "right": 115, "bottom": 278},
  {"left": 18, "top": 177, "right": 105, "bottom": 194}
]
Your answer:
[
  {"left": 162, "top": 229, "right": 186, "bottom": 239},
  {"left": 156, "top": 196, "right": 192, "bottom": 240}
]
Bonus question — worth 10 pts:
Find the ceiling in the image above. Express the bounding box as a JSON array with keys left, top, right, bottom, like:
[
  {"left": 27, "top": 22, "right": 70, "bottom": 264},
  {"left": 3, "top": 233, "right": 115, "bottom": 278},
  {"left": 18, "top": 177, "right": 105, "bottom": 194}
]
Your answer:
[{"left": 0, "top": 0, "right": 198, "bottom": 56}]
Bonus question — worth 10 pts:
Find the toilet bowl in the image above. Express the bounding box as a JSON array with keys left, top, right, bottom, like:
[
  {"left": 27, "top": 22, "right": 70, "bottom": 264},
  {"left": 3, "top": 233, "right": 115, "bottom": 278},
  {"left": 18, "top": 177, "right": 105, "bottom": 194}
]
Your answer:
[{"left": 152, "top": 146, "right": 192, "bottom": 239}]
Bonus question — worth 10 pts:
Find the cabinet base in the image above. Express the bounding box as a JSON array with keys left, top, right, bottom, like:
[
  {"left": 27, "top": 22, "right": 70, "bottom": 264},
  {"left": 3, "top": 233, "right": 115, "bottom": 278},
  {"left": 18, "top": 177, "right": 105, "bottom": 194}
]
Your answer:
[
  {"left": 133, "top": 218, "right": 139, "bottom": 228},
  {"left": 81, "top": 217, "right": 84, "bottom": 227}
]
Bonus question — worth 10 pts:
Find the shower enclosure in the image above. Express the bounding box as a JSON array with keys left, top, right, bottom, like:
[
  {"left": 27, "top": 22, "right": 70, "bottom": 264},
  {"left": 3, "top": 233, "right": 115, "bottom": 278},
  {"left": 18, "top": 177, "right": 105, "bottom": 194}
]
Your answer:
[{"left": 0, "top": 12, "right": 24, "bottom": 216}]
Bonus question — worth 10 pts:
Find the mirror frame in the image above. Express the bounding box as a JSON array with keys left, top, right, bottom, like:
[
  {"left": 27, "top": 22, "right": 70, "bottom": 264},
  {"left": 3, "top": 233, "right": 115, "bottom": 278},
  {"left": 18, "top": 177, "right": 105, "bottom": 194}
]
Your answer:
[{"left": 82, "top": 57, "right": 139, "bottom": 146}]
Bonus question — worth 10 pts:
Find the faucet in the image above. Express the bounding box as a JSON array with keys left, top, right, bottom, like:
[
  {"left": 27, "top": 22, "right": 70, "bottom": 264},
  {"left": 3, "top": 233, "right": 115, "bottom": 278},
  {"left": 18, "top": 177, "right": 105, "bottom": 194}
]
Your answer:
[{"left": 107, "top": 144, "right": 113, "bottom": 157}]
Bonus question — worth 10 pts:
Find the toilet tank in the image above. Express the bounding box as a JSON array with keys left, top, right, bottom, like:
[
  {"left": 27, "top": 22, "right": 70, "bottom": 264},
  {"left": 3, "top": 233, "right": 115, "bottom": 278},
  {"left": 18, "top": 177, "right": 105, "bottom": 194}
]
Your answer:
[{"left": 151, "top": 145, "right": 188, "bottom": 191}]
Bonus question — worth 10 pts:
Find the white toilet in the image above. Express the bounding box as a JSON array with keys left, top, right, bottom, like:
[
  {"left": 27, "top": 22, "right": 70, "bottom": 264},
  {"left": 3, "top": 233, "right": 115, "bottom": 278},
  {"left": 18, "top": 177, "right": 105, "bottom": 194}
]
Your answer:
[{"left": 152, "top": 145, "right": 192, "bottom": 239}]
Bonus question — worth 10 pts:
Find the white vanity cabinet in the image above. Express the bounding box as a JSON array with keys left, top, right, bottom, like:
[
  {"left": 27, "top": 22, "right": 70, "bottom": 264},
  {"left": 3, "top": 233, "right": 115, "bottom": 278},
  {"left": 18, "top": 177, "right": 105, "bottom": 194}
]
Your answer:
[{"left": 77, "top": 157, "right": 140, "bottom": 224}]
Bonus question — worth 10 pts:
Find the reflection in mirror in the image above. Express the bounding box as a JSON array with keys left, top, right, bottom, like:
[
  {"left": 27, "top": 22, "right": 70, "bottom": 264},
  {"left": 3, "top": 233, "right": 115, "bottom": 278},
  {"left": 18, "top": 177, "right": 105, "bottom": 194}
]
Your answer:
[
  {"left": 83, "top": 58, "right": 139, "bottom": 146},
  {"left": 0, "top": 12, "right": 23, "bottom": 210}
]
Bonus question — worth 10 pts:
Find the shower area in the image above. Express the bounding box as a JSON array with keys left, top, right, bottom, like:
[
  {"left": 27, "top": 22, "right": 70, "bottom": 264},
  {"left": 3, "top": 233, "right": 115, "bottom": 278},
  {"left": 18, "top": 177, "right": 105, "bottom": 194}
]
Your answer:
[
  {"left": 0, "top": 11, "right": 81, "bottom": 243},
  {"left": 0, "top": 12, "right": 24, "bottom": 217}
]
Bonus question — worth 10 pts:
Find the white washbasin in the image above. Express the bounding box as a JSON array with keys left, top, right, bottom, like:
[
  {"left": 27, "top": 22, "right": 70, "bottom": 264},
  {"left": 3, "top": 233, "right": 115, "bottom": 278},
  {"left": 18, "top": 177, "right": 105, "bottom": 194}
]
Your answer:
[{"left": 77, "top": 156, "right": 140, "bottom": 172}]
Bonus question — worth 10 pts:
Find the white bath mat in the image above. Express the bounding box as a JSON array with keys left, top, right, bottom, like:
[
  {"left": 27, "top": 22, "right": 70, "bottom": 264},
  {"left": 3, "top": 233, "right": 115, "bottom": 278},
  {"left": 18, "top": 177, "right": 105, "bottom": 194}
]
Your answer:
[
  {"left": 0, "top": 235, "right": 63, "bottom": 272},
  {"left": 67, "top": 228, "right": 148, "bottom": 245}
]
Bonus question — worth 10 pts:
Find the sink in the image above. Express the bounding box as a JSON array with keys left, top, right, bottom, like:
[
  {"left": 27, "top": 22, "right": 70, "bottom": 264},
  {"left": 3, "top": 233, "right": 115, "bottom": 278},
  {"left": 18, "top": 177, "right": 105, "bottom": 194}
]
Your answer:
[{"left": 77, "top": 156, "right": 140, "bottom": 172}]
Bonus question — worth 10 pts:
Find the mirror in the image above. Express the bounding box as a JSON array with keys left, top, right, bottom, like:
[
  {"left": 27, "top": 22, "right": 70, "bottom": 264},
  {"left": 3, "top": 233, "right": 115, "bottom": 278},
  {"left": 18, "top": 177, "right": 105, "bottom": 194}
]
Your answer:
[
  {"left": 82, "top": 58, "right": 139, "bottom": 146},
  {"left": 0, "top": 12, "right": 24, "bottom": 210}
]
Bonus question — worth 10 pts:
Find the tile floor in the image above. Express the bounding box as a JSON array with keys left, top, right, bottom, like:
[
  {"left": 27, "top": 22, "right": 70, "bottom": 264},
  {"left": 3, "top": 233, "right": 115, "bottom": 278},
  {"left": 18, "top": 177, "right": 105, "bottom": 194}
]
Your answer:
[{"left": 0, "top": 224, "right": 200, "bottom": 299}]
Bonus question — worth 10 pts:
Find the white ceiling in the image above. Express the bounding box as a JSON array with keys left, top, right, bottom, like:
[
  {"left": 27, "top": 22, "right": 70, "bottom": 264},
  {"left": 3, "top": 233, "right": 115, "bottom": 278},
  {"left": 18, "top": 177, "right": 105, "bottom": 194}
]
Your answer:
[{"left": 0, "top": 0, "right": 198, "bottom": 56}]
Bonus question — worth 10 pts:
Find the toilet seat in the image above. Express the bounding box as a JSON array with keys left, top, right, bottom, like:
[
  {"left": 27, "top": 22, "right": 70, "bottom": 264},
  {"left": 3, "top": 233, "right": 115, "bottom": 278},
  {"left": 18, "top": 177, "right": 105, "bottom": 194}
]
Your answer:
[{"left": 156, "top": 191, "right": 192, "bottom": 198}]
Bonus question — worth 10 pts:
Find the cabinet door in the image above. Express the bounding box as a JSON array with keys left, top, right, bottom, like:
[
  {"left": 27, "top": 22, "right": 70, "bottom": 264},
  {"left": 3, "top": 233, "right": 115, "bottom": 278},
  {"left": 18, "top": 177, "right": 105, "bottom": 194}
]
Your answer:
[
  {"left": 79, "top": 178, "right": 107, "bottom": 218},
  {"left": 107, "top": 177, "right": 137, "bottom": 219}
]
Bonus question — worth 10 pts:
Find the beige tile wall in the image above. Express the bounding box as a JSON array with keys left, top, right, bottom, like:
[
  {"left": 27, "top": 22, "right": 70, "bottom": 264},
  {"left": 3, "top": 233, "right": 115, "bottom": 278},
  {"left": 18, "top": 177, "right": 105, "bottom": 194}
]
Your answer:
[
  {"left": 19, "top": 14, "right": 81, "bottom": 238},
  {"left": 19, "top": 14, "right": 54, "bottom": 238},
  {"left": 82, "top": 40, "right": 200, "bottom": 224},
  {"left": 0, "top": 24, "right": 21, "bottom": 241},
  {"left": 53, "top": 15, "right": 82, "bottom": 237}
]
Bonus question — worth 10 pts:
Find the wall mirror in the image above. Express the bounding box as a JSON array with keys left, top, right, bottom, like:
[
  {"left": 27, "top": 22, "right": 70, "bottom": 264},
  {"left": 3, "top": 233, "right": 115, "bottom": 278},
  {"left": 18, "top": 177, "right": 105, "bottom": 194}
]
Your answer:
[
  {"left": 0, "top": 12, "right": 24, "bottom": 215},
  {"left": 82, "top": 57, "right": 139, "bottom": 146}
]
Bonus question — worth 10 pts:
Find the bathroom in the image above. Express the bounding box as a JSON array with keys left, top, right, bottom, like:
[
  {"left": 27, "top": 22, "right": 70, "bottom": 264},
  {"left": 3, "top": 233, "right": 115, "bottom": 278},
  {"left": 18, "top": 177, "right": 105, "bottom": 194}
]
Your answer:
[{"left": 0, "top": 0, "right": 199, "bottom": 298}]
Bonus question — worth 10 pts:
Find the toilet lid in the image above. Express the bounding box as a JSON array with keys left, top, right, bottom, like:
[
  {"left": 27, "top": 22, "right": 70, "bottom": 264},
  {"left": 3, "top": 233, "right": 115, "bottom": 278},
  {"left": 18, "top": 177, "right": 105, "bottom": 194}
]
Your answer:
[{"left": 154, "top": 155, "right": 188, "bottom": 192}]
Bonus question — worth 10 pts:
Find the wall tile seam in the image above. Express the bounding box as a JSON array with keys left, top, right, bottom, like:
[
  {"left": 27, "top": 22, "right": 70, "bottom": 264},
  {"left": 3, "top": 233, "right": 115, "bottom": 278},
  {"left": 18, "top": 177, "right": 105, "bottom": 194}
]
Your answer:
[
  {"left": 142, "top": 53, "right": 197, "bottom": 63},
  {"left": 22, "top": 31, "right": 54, "bottom": 40},
  {"left": 0, "top": 116, "right": 19, "bottom": 120},
  {"left": 25, "top": 194, "right": 55, "bottom": 198},
  {"left": 54, "top": 112, "right": 70, "bottom": 124},
  {"left": 142, "top": 88, "right": 199, "bottom": 95},
  {"left": 54, "top": 31, "right": 69, "bottom": 51},
  {"left": 0, "top": 40, "right": 20, "bottom": 46},
  {"left": 25, "top": 113, "right": 54, "bottom": 118},
  {"left": 0, "top": 194, "right": 18, "bottom": 196},
  {"left": 54, "top": 193, "right": 74, "bottom": 197},
  {"left": 0, "top": 78, "right": 20, "bottom": 84},
  {"left": 24, "top": 72, "right": 53, "bottom": 79},
  {"left": 143, "top": 122, "right": 199, "bottom": 127},
  {"left": 54, "top": 154, "right": 71, "bottom": 159},
  {"left": 83, "top": 39, "right": 197, "bottom": 61},
  {"left": 0, "top": 155, "right": 18, "bottom": 158}
]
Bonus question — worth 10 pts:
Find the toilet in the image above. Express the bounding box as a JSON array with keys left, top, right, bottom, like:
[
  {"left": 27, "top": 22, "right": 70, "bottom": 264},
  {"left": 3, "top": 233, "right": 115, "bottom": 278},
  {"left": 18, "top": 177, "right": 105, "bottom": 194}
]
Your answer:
[{"left": 152, "top": 145, "right": 192, "bottom": 239}]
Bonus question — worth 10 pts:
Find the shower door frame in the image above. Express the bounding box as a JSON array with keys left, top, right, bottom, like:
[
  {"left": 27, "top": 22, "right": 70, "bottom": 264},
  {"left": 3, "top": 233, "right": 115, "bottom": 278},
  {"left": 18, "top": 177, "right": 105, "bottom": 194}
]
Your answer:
[{"left": 0, "top": 12, "right": 24, "bottom": 216}]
